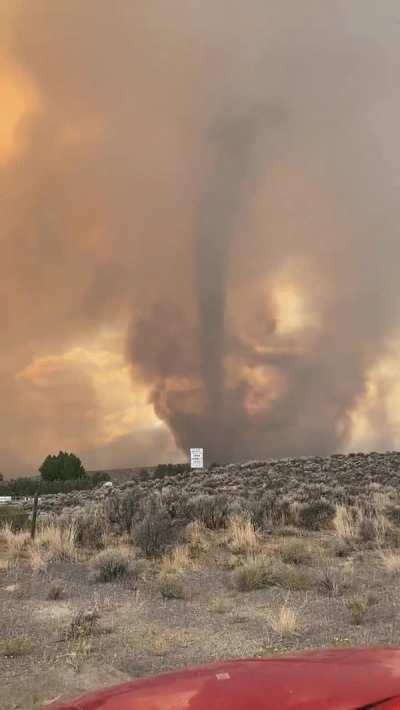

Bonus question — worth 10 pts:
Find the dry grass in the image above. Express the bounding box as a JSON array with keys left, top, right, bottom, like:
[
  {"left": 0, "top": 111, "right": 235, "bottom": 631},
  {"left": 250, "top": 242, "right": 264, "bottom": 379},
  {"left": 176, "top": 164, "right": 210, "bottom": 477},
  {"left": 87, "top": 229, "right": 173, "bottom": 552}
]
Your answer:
[
  {"left": 144, "top": 627, "right": 192, "bottom": 657},
  {"left": 358, "top": 512, "right": 389, "bottom": 546},
  {"left": 66, "top": 636, "right": 93, "bottom": 672},
  {"left": 333, "top": 505, "right": 356, "bottom": 539},
  {"left": 101, "top": 533, "right": 134, "bottom": 552},
  {"left": 225, "top": 515, "right": 260, "bottom": 555},
  {"left": 35, "top": 523, "right": 77, "bottom": 561},
  {"left": 29, "top": 547, "right": 48, "bottom": 574},
  {"left": 160, "top": 544, "right": 193, "bottom": 574},
  {"left": 185, "top": 520, "right": 210, "bottom": 558},
  {"left": 269, "top": 604, "right": 302, "bottom": 637},
  {"left": 334, "top": 500, "right": 391, "bottom": 546},
  {"left": 149, "top": 635, "right": 174, "bottom": 657},
  {"left": 371, "top": 491, "right": 389, "bottom": 513},
  {"left": 381, "top": 550, "right": 400, "bottom": 573},
  {"left": 1, "top": 524, "right": 30, "bottom": 559},
  {"left": 208, "top": 598, "right": 234, "bottom": 614},
  {"left": 372, "top": 505, "right": 391, "bottom": 545}
]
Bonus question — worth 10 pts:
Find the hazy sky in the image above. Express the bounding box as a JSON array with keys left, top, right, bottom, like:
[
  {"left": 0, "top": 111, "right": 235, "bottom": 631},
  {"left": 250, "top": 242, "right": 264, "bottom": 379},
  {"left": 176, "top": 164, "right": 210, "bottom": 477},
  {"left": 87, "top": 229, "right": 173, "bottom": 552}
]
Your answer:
[{"left": 2, "top": 2, "right": 400, "bottom": 477}]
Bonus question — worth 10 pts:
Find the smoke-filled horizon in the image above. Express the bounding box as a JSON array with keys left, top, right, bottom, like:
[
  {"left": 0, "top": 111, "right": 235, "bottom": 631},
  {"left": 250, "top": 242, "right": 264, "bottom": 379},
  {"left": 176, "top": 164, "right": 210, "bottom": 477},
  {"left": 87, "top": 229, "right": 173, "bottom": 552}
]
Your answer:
[{"left": 2, "top": 1, "right": 400, "bottom": 476}]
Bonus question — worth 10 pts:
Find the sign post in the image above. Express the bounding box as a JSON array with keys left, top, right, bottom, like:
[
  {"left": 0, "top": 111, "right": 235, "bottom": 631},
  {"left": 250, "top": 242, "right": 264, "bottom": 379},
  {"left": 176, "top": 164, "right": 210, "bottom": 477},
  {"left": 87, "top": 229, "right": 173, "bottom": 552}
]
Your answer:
[{"left": 190, "top": 448, "right": 204, "bottom": 470}]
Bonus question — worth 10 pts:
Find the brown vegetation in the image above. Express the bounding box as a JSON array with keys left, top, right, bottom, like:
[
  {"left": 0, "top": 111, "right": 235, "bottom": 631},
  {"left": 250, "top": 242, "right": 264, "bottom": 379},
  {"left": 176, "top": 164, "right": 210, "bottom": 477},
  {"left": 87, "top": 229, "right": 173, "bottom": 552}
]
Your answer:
[{"left": 3, "top": 452, "right": 400, "bottom": 707}]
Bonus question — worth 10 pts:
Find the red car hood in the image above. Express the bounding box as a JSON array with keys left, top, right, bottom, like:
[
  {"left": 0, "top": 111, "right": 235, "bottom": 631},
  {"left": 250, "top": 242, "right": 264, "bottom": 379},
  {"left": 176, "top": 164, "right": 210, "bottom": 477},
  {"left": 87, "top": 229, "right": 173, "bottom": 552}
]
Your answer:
[{"left": 49, "top": 648, "right": 400, "bottom": 710}]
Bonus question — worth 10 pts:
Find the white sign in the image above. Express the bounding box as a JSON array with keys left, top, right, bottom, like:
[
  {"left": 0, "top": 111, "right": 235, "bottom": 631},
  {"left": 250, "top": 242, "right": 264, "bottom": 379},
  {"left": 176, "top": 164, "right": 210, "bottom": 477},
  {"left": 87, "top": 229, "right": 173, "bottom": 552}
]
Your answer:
[{"left": 190, "top": 448, "right": 204, "bottom": 469}]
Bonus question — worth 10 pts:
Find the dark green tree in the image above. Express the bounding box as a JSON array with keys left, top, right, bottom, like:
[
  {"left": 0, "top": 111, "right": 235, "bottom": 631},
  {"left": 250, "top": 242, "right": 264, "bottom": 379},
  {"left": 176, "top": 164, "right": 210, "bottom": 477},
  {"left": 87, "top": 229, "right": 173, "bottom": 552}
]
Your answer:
[{"left": 39, "top": 451, "right": 86, "bottom": 482}]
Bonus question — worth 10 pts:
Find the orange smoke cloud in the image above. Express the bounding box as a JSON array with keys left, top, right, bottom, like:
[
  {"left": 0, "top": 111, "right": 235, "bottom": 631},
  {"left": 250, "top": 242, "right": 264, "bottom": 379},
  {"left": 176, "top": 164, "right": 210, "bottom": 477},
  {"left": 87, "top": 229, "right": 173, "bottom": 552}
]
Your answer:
[
  {"left": 0, "top": 58, "right": 40, "bottom": 161},
  {"left": 2, "top": 1, "right": 400, "bottom": 475}
]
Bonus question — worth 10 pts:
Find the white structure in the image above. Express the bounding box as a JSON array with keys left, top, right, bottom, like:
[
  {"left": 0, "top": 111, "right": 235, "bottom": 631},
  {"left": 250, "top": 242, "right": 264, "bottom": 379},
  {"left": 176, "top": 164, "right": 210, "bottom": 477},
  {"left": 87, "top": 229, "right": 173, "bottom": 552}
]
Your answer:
[
  {"left": 190, "top": 448, "right": 204, "bottom": 469},
  {"left": 0, "top": 496, "right": 12, "bottom": 505}
]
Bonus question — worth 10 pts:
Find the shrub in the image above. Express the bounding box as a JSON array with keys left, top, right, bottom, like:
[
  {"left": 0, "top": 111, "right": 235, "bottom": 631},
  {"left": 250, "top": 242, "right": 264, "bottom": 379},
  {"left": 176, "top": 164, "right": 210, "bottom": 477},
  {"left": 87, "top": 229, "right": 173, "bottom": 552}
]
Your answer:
[
  {"left": 273, "top": 525, "right": 302, "bottom": 538},
  {"left": 363, "top": 497, "right": 391, "bottom": 545},
  {"left": 387, "top": 506, "right": 400, "bottom": 526},
  {"left": 91, "top": 471, "right": 111, "bottom": 485},
  {"left": 232, "top": 556, "right": 284, "bottom": 592},
  {"left": 0, "top": 635, "right": 33, "bottom": 657},
  {"left": 346, "top": 596, "right": 369, "bottom": 625},
  {"left": 153, "top": 463, "right": 189, "bottom": 480},
  {"left": 279, "top": 567, "right": 316, "bottom": 591},
  {"left": 0, "top": 506, "right": 29, "bottom": 531},
  {"left": 47, "top": 583, "right": 64, "bottom": 600},
  {"left": 278, "top": 539, "right": 313, "bottom": 566},
  {"left": 103, "top": 491, "right": 141, "bottom": 535},
  {"left": 158, "top": 572, "right": 187, "bottom": 599},
  {"left": 0, "top": 477, "right": 40, "bottom": 497},
  {"left": 297, "top": 501, "right": 335, "bottom": 530},
  {"left": 0, "top": 476, "right": 99, "bottom": 496},
  {"left": 226, "top": 515, "right": 260, "bottom": 555},
  {"left": 331, "top": 537, "right": 354, "bottom": 558},
  {"left": 119, "top": 493, "right": 139, "bottom": 533},
  {"left": 318, "top": 566, "right": 340, "bottom": 595},
  {"left": 357, "top": 511, "right": 389, "bottom": 546},
  {"left": 208, "top": 598, "right": 234, "bottom": 614},
  {"left": 317, "top": 564, "right": 353, "bottom": 596},
  {"left": 73, "top": 505, "right": 107, "bottom": 549},
  {"left": 269, "top": 605, "right": 302, "bottom": 636},
  {"left": 184, "top": 520, "right": 209, "bottom": 559},
  {"left": 358, "top": 517, "right": 378, "bottom": 543},
  {"left": 133, "top": 500, "right": 172, "bottom": 557},
  {"left": 90, "top": 548, "right": 131, "bottom": 583},
  {"left": 68, "top": 609, "right": 100, "bottom": 640},
  {"left": 136, "top": 468, "right": 150, "bottom": 482},
  {"left": 385, "top": 526, "right": 400, "bottom": 548},
  {"left": 187, "top": 494, "right": 229, "bottom": 529},
  {"left": 257, "top": 496, "right": 295, "bottom": 528}
]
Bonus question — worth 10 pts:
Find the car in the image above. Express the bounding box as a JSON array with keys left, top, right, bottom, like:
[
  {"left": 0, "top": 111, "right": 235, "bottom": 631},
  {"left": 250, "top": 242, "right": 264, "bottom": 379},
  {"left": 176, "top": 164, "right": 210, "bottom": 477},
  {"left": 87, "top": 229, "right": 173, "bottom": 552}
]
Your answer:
[{"left": 48, "top": 647, "right": 400, "bottom": 709}]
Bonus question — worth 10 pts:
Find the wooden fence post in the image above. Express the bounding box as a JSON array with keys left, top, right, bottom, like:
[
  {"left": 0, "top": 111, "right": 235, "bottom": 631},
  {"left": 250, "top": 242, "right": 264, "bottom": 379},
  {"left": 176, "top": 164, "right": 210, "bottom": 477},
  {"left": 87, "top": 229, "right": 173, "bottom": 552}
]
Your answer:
[{"left": 30, "top": 486, "right": 40, "bottom": 540}]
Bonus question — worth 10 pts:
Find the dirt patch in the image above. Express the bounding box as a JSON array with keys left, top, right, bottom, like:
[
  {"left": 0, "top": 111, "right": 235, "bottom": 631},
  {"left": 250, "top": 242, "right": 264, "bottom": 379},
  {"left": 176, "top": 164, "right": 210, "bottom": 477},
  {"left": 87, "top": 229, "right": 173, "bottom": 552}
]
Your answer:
[{"left": 2, "top": 521, "right": 400, "bottom": 708}]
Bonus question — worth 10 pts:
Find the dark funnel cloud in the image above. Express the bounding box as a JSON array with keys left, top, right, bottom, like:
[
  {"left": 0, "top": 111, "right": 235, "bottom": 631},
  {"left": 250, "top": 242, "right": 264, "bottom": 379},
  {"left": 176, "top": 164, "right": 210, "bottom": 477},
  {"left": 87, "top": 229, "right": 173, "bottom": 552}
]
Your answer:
[
  {"left": 194, "top": 106, "right": 271, "bottom": 457},
  {"left": 2, "top": 1, "right": 400, "bottom": 474}
]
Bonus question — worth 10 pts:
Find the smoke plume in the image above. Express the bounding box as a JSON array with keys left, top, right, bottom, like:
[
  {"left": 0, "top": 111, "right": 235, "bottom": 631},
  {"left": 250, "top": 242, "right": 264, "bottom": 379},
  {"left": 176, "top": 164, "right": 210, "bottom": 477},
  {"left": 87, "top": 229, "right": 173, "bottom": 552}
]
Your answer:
[{"left": 2, "top": 1, "right": 400, "bottom": 474}]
